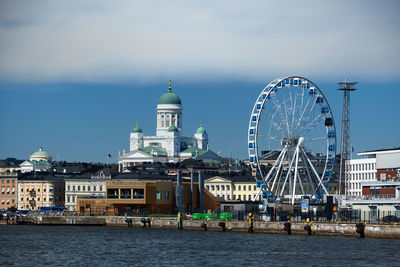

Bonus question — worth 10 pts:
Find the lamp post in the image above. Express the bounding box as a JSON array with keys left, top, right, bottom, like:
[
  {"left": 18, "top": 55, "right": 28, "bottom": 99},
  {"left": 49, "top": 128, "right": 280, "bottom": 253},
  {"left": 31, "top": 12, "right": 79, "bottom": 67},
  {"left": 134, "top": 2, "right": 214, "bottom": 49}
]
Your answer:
[{"left": 29, "top": 189, "right": 36, "bottom": 211}]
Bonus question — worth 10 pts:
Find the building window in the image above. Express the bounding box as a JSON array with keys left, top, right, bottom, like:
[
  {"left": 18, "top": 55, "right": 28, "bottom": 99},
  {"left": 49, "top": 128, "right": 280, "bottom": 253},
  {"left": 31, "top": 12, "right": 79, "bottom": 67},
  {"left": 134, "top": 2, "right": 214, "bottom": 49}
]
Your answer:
[
  {"left": 20, "top": 197, "right": 23, "bottom": 201},
  {"left": 67, "top": 196, "right": 70, "bottom": 202},
  {"left": 21, "top": 188, "right": 23, "bottom": 192},
  {"left": 216, "top": 185, "right": 220, "bottom": 190},
  {"left": 49, "top": 188, "right": 53, "bottom": 193},
  {"left": 83, "top": 186, "right": 86, "bottom": 191},
  {"left": 37, "top": 197, "right": 40, "bottom": 201},
  {"left": 243, "top": 185, "right": 246, "bottom": 191},
  {"left": 227, "top": 195, "right": 231, "bottom": 200},
  {"left": 12, "top": 199, "right": 14, "bottom": 204},
  {"left": 44, "top": 188, "right": 46, "bottom": 192},
  {"left": 248, "top": 195, "right": 251, "bottom": 200},
  {"left": 67, "top": 185, "right": 70, "bottom": 191},
  {"left": 132, "top": 188, "right": 145, "bottom": 199},
  {"left": 238, "top": 195, "right": 241, "bottom": 200},
  {"left": 156, "top": 191, "right": 161, "bottom": 200},
  {"left": 222, "top": 185, "right": 225, "bottom": 190},
  {"left": 243, "top": 195, "right": 246, "bottom": 201},
  {"left": 233, "top": 195, "right": 236, "bottom": 200},
  {"left": 227, "top": 185, "right": 230, "bottom": 191},
  {"left": 6, "top": 180, "right": 10, "bottom": 183},
  {"left": 77, "top": 186, "right": 80, "bottom": 192},
  {"left": 120, "top": 189, "right": 131, "bottom": 199},
  {"left": 206, "top": 185, "right": 210, "bottom": 190},
  {"left": 38, "top": 188, "right": 40, "bottom": 192},
  {"left": 164, "top": 191, "right": 169, "bottom": 200},
  {"left": 233, "top": 186, "right": 236, "bottom": 190},
  {"left": 94, "top": 186, "right": 97, "bottom": 191},
  {"left": 253, "top": 185, "right": 256, "bottom": 191},
  {"left": 44, "top": 197, "right": 46, "bottom": 201},
  {"left": 100, "top": 186, "right": 102, "bottom": 191},
  {"left": 211, "top": 185, "right": 215, "bottom": 190},
  {"left": 238, "top": 185, "right": 241, "bottom": 191},
  {"left": 72, "top": 186, "right": 75, "bottom": 192}
]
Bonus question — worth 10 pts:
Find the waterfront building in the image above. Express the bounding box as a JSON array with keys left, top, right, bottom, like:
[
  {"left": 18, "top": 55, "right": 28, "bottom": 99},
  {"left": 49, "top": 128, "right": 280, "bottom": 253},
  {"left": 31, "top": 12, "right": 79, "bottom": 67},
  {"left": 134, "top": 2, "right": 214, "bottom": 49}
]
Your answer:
[
  {"left": 0, "top": 158, "right": 22, "bottom": 210},
  {"left": 0, "top": 174, "right": 18, "bottom": 210},
  {"left": 77, "top": 173, "right": 220, "bottom": 215},
  {"left": 20, "top": 147, "right": 52, "bottom": 173},
  {"left": 17, "top": 174, "right": 64, "bottom": 210},
  {"left": 64, "top": 168, "right": 111, "bottom": 211},
  {"left": 346, "top": 148, "right": 400, "bottom": 198},
  {"left": 118, "top": 81, "right": 220, "bottom": 171},
  {"left": 205, "top": 175, "right": 339, "bottom": 202}
]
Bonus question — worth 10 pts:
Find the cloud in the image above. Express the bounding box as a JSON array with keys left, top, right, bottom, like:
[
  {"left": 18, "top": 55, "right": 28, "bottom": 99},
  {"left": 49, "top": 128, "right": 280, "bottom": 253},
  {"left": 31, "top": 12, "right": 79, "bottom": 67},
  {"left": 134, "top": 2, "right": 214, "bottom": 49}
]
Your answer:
[{"left": 0, "top": 0, "right": 399, "bottom": 83}]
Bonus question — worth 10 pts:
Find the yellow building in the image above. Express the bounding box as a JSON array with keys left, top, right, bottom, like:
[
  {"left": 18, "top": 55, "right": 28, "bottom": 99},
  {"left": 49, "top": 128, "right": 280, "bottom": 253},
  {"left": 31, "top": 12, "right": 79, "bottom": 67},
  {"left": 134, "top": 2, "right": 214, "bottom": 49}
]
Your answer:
[
  {"left": 17, "top": 175, "right": 65, "bottom": 210},
  {"left": 205, "top": 175, "right": 339, "bottom": 202}
]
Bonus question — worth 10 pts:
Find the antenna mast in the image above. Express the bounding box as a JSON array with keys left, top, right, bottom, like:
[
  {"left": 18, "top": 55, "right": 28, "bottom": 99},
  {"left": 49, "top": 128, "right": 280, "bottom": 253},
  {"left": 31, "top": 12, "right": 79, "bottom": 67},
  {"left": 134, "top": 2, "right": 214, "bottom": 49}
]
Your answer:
[{"left": 337, "top": 79, "right": 357, "bottom": 196}]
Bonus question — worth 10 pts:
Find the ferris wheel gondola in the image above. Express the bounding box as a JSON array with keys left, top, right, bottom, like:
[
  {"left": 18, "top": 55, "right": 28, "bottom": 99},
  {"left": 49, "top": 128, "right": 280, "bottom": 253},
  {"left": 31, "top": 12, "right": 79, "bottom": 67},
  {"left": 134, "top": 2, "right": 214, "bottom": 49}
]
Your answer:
[{"left": 248, "top": 76, "right": 336, "bottom": 204}]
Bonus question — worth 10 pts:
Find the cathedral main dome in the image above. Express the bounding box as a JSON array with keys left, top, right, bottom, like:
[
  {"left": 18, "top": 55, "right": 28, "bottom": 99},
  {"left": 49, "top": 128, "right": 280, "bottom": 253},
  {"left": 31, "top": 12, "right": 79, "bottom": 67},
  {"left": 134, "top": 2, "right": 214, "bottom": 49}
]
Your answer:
[{"left": 158, "top": 80, "right": 182, "bottom": 105}]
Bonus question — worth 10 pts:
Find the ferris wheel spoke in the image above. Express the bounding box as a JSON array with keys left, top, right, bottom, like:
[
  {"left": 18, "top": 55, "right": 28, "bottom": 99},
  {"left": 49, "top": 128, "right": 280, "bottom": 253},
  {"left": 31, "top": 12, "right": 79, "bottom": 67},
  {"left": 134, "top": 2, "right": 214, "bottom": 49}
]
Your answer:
[
  {"left": 301, "top": 148, "right": 329, "bottom": 196},
  {"left": 305, "top": 136, "right": 328, "bottom": 142},
  {"left": 256, "top": 134, "right": 281, "bottom": 141},
  {"left": 296, "top": 97, "right": 311, "bottom": 129},
  {"left": 299, "top": 113, "right": 323, "bottom": 134},
  {"left": 282, "top": 97, "right": 291, "bottom": 137}
]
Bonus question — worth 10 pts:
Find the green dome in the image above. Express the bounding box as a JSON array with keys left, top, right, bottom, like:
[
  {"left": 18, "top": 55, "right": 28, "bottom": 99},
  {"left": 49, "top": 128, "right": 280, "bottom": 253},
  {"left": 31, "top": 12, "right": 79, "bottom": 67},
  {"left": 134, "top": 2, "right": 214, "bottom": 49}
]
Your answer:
[
  {"left": 132, "top": 121, "right": 143, "bottom": 133},
  {"left": 168, "top": 125, "right": 178, "bottom": 132},
  {"left": 196, "top": 123, "right": 206, "bottom": 134},
  {"left": 31, "top": 147, "right": 51, "bottom": 158},
  {"left": 158, "top": 81, "right": 182, "bottom": 105}
]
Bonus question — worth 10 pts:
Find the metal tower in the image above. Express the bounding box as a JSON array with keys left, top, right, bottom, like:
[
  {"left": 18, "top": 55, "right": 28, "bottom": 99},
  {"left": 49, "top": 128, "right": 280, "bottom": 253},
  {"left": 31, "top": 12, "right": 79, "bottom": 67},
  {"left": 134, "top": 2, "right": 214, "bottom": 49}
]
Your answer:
[{"left": 338, "top": 79, "right": 357, "bottom": 196}]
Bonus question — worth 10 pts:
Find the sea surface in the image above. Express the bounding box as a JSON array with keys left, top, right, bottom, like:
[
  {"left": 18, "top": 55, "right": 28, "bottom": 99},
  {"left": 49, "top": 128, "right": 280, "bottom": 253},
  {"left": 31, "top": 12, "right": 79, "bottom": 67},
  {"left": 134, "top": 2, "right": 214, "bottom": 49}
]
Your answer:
[{"left": 0, "top": 225, "right": 398, "bottom": 266}]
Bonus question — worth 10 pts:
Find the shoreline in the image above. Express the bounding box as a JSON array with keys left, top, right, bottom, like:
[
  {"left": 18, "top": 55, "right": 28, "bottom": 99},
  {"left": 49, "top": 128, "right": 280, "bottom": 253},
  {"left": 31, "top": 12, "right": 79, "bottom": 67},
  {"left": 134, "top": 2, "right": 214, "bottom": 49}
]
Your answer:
[{"left": 5, "top": 215, "right": 400, "bottom": 240}]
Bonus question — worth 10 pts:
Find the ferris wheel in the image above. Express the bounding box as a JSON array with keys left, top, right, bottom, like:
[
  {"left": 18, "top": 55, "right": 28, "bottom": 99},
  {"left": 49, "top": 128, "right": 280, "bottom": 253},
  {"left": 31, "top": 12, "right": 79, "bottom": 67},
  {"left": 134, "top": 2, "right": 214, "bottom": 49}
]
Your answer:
[{"left": 248, "top": 76, "right": 336, "bottom": 205}]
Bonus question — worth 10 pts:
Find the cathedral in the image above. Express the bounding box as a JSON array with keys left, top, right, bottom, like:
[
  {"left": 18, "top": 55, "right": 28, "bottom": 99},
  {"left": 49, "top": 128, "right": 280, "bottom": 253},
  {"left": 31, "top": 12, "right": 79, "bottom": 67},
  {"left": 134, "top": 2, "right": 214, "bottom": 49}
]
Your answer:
[{"left": 118, "top": 81, "right": 220, "bottom": 171}]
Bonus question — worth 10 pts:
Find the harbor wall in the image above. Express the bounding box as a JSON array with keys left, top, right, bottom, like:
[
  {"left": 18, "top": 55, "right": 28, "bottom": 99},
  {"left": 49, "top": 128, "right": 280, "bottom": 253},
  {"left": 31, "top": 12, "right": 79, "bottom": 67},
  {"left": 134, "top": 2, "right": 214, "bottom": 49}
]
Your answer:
[{"left": 28, "top": 216, "right": 400, "bottom": 239}]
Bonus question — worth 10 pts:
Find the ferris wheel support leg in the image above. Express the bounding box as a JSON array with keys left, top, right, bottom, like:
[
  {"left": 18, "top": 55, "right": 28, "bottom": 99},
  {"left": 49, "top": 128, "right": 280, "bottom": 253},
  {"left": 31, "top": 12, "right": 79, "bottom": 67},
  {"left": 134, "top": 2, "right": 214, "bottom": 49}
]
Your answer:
[
  {"left": 291, "top": 147, "right": 300, "bottom": 205},
  {"left": 300, "top": 152, "right": 318, "bottom": 197},
  {"left": 279, "top": 148, "right": 297, "bottom": 199},
  {"left": 271, "top": 149, "right": 287, "bottom": 193},
  {"left": 301, "top": 148, "right": 329, "bottom": 197}
]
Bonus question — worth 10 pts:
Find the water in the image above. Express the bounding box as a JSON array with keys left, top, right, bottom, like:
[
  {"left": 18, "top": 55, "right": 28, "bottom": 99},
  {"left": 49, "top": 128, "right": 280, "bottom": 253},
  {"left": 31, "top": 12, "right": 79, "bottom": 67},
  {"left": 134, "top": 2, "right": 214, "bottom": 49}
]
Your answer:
[{"left": 0, "top": 225, "right": 398, "bottom": 266}]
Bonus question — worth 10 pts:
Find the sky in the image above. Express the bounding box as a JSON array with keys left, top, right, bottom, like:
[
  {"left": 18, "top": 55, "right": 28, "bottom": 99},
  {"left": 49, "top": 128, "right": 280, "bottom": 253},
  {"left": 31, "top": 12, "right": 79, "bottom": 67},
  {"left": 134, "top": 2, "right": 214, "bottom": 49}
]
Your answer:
[{"left": 0, "top": 0, "right": 399, "bottom": 162}]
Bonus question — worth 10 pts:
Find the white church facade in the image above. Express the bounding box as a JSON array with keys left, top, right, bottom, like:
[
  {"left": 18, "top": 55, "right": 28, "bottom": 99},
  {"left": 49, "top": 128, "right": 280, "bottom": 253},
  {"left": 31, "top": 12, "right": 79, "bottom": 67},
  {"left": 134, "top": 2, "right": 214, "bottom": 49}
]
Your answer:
[{"left": 118, "top": 81, "right": 220, "bottom": 171}]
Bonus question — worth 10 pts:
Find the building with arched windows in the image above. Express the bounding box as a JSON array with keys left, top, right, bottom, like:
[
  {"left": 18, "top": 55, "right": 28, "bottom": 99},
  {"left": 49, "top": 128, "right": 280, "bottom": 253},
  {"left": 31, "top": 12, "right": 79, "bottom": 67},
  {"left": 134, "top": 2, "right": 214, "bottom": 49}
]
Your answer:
[{"left": 118, "top": 81, "right": 220, "bottom": 171}]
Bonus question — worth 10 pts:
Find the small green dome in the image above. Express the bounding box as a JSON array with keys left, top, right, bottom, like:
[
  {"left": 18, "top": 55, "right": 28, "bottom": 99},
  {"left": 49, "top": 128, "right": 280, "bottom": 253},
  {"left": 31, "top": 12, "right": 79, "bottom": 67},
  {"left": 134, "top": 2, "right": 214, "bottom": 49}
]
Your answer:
[
  {"left": 168, "top": 125, "right": 178, "bottom": 132},
  {"left": 196, "top": 123, "right": 206, "bottom": 134},
  {"left": 158, "top": 81, "right": 182, "bottom": 105},
  {"left": 132, "top": 121, "right": 143, "bottom": 133},
  {"left": 31, "top": 147, "right": 51, "bottom": 158}
]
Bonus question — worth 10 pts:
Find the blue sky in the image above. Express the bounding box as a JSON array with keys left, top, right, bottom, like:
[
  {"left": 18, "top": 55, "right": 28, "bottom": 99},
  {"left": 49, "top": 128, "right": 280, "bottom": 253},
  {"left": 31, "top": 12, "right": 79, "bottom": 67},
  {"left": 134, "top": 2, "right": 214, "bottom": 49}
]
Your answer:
[{"left": 0, "top": 1, "right": 399, "bottom": 162}]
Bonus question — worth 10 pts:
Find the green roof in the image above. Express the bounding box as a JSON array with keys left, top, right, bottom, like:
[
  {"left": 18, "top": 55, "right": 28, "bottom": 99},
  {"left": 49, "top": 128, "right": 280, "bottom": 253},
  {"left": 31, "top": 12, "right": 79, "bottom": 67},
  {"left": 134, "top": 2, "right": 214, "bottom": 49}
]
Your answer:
[
  {"left": 132, "top": 125, "right": 143, "bottom": 133},
  {"left": 158, "top": 82, "right": 181, "bottom": 105},
  {"left": 196, "top": 126, "right": 206, "bottom": 134},
  {"left": 168, "top": 125, "right": 178, "bottom": 132},
  {"left": 28, "top": 160, "right": 51, "bottom": 166},
  {"left": 139, "top": 146, "right": 166, "bottom": 155},
  {"left": 181, "top": 147, "right": 208, "bottom": 157},
  {"left": 31, "top": 147, "right": 51, "bottom": 158}
]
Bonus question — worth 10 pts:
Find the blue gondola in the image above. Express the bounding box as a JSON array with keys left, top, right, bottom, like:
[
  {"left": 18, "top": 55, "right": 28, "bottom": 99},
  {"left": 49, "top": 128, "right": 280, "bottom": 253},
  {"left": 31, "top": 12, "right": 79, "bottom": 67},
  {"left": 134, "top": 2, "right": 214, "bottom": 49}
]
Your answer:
[
  {"left": 267, "top": 94, "right": 271, "bottom": 99},
  {"left": 249, "top": 128, "right": 254, "bottom": 135},
  {"left": 316, "top": 96, "right": 324, "bottom": 103},
  {"left": 290, "top": 79, "right": 293, "bottom": 85},
  {"left": 294, "top": 79, "right": 298, "bottom": 85},
  {"left": 256, "top": 103, "right": 261, "bottom": 109},
  {"left": 278, "top": 82, "right": 282, "bottom": 87},
  {"left": 250, "top": 157, "right": 254, "bottom": 162},
  {"left": 328, "top": 145, "right": 335, "bottom": 151},
  {"left": 257, "top": 180, "right": 264, "bottom": 188},
  {"left": 324, "top": 170, "right": 332, "bottom": 177},
  {"left": 285, "top": 79, "right": 289, "bottom": 84},
  {"left": 328, "top": 131, "right": 335, "bottom": 138},
  {"left": 327, "top": 158, "right": 334, "bottom": 165},
  {"left": 249, "top": 143, "right": 254, "bottom": 148},
  {"left": 307, "top": 83, "right": 310, "bottom": 89},
  {"left": 262, "top": 94, "right": 266, "bottom": 99},
  {"left": 309, "top": 89, "right": 316, "bottom": 95},
  {"left": 252, "top": 115, "right": 257, "bottom": 122},
  {"left": 321, "top": 107, "right": 329, "bottom": 113}
]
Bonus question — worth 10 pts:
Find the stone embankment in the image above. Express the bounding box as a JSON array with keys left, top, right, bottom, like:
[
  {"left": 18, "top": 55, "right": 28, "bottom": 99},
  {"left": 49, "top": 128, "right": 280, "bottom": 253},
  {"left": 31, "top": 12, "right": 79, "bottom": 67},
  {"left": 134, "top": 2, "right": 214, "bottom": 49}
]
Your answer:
[{"left": 28, "top": 216, "right": 400, "bottom": 239}]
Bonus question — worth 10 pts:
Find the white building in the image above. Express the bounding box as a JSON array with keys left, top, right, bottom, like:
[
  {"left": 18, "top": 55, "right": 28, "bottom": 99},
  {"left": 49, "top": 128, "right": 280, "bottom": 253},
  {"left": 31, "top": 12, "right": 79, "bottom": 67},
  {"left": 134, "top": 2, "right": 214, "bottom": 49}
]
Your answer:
[
  {"left": 347, "top": 158, "right": 377, "bottom": 198},
  {"left": 64, "top": 169, "right": 110, "bottom": 211},
  {"left": 118, "top": 81, "right": 219, "bottom": 170},
  {"left": 20, "top": 147, "right": 52, "bottom": 173}
]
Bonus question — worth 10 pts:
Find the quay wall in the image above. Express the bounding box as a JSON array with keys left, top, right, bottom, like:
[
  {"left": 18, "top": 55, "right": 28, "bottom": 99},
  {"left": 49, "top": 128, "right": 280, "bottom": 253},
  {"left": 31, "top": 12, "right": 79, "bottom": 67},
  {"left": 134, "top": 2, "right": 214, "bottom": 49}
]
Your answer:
[{"left": 30, "top": 216, "right": 400, "bottom": 239}]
